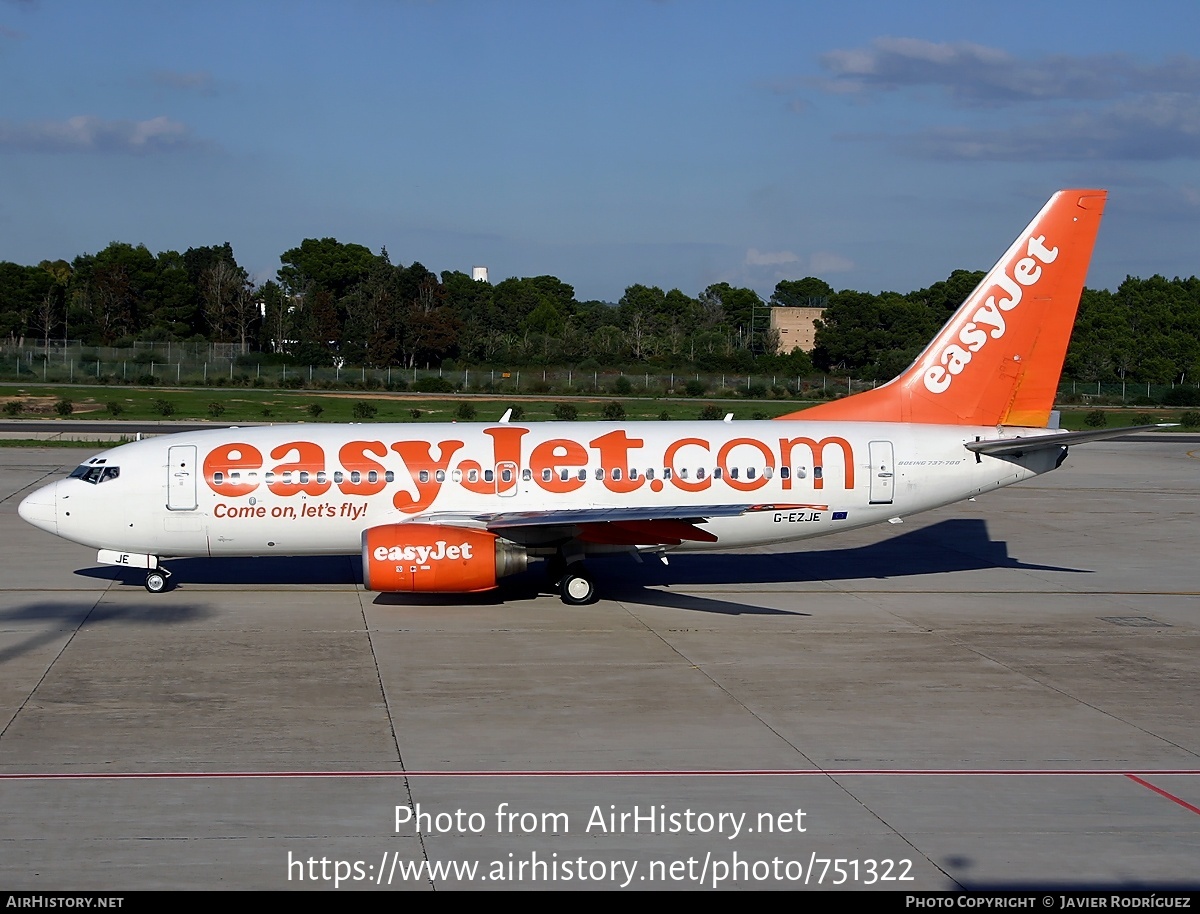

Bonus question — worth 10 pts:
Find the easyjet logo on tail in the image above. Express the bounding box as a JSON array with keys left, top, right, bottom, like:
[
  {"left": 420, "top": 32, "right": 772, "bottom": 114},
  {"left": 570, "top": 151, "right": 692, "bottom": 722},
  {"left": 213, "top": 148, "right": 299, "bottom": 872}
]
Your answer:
[{"left": 923, "top": 234, "right": 1059, "bottom": 395}]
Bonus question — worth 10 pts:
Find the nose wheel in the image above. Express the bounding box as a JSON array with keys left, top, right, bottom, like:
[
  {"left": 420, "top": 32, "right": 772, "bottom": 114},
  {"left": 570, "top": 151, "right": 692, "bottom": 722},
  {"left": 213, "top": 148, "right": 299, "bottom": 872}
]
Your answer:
[{"left": 145, "top": 567, "right": 172, "bottom": 593}]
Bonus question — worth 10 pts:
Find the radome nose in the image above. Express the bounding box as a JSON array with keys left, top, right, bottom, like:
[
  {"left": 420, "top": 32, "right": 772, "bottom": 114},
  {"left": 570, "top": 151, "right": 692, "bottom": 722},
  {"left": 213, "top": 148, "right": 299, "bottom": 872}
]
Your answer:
[{"left": 18, "top": 482, "right": 57, "bottom": 535}]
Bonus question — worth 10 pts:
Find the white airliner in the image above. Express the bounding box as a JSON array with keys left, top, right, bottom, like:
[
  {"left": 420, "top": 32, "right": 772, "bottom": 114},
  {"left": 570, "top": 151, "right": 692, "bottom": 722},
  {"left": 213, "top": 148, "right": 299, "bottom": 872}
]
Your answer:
[{"left": 19, "top": 189, "right": 1144, "bottom": 603}]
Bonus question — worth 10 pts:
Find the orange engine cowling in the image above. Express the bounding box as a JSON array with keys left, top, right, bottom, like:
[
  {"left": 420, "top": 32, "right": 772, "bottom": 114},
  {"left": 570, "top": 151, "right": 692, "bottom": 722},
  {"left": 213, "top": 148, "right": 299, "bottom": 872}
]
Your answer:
[{"left": 362, "top": 524, "right": 527, "bottom": 593}]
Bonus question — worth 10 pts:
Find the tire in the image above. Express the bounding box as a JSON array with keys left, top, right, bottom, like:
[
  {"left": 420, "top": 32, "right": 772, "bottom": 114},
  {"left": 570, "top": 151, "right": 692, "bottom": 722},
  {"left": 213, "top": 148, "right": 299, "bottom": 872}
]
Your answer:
[
  {"left": 560, "top": 566, "right": 596, "bottom": 605},
  {"left": 145, "top": 571, "right": 167, "bottom": 593}
]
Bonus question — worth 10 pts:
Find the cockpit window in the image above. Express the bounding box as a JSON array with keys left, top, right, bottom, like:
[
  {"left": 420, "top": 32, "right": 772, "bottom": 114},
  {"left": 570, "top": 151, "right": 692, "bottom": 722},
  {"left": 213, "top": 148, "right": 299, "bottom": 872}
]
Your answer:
[{"left": 68, "top": 464, "right": 120, "bottom": 485}]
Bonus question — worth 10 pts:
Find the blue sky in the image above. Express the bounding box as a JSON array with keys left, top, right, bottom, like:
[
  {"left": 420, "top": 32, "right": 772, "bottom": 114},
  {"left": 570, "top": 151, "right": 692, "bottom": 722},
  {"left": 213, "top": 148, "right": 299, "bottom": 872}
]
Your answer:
[{"left": 1, "top": 0, "right": 1197, "bottom": 302}]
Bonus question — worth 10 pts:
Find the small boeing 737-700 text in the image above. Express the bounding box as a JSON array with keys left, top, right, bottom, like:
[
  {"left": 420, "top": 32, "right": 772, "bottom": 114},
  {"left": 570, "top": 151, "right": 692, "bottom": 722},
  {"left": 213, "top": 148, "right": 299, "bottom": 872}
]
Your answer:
[{"left": 19, "top": 189, "right": 1149, "bottom": 603}]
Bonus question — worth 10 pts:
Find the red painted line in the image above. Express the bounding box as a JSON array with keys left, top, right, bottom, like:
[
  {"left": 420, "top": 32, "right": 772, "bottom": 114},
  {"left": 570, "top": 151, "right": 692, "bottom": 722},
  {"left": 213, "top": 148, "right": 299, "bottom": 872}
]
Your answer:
[
  {"left": 1126, "top": 774, "right": 1200, "bottom": 816},
  {"left": 1, "top": 768, "right": 1200, "bottom": 781}
]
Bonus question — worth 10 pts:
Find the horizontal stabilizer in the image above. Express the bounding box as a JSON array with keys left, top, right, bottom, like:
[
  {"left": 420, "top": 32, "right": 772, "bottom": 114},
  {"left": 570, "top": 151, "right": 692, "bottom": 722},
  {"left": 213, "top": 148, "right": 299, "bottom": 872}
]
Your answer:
[{"left": 965, "top": 424, "right": 1176, "bottom": 456}]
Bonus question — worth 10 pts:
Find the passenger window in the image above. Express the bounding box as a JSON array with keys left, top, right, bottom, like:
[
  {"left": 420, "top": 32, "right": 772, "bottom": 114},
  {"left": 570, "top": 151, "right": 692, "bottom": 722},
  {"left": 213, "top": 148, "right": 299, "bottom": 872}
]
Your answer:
[
  {"left": 696, "top": 468, "right": 705, "bottom": 480},
  {"left": 645, "top": 468, "right": 655, "bottom": 480},
  {"left": 713, "top": 467, "right": 723, "bottom": 479},
  {"left": 350, "top": 471, "right": 361, "bottom": 483},
  {"left": 386, "top": 471, "right": 396, "bottom": 483},
  {"left": 501, "top": 469, "right": 513, "bottom": 483},
  {"left": 333, "top": 471, "right": 343, "bottom": 484},
  {"left": 780, "top": 467, "right": 790, "bottom": 480},
  {"left": 747, "top": 467, "right": 756, "bottom": 480},
  {"left": 467, "top": 469, "right": 478, "bottom": 483},
  {"left": 814, "top": 466, "right": 823, "bottom": 480},
  {"left": 730, "top": 467, "right": 739, "bottom": 480},
  {"left": 316, "top": 471, "right": 327, "bottom": 484},
  {"left": 368, "top": 470, "right": 379, "bottom": 483},
  {"left": 612, "top": 468, "right": 622, "bottom": 481},
  {"left": 484, "top": 470, "right": 494, "bottom": 483},
  {"left": 522, "top": 469, "right": 532, "bottom": 481},
  {"left": 299, "top": 471, "right": 310, "bottom": 483},
  {"left": 542, "top": 469, "right": 552, "bottom": 482},
  {"left": 419, "top": 470, "right": 429, "bottom": 483},
  {"left": 435, "top": 470, "right": 444, "bottom": 482}
]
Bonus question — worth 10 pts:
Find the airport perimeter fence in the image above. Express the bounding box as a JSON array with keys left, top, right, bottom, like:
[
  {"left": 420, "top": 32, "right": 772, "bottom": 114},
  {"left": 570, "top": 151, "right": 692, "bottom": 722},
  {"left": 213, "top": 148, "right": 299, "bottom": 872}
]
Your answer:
[{"left": 2, "top": 341, "right": 1198, "bottom": 405}]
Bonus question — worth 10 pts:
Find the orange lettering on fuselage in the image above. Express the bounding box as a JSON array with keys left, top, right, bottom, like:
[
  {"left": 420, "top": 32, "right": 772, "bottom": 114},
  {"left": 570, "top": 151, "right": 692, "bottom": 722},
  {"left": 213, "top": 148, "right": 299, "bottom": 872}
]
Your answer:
[
  {"left": 202, "top": 442, "right": 263, "bottom": 497},
  {"left": 390, "top": 439, "right": 464, "bottom": 513},
  {"left": 268, "top": 441, "right": 331, "bottom": 497},
  {"left": 718, "top": 438, "right": 775, "bottom": 492},
  {"left": 590, "top": 429, "right": 644, "bottom": 494},
  {"left": 778, "top": 436, "right": 855, "bottom": 490},
  {"left": 529, "top": 438, "right": 589, "bottom": 494},
  {"left": 200, "top": 429, "right": 859, "bottom": 511},
  {"left": 457, "top": 426, "right": 529, "bottom": 495},
  {"left": 664, "top": 437, "right": 712, "bottom": 492},
  {"left": 338, "top": 440, "right": 389, "bottom": 496}
]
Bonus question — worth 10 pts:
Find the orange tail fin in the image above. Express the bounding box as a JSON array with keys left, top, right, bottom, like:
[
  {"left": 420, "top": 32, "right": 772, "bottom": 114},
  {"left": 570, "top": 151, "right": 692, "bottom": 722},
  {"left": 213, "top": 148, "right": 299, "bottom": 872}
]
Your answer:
[{"left": 779, "top": 189, "right": 1107, "bottom": 427}]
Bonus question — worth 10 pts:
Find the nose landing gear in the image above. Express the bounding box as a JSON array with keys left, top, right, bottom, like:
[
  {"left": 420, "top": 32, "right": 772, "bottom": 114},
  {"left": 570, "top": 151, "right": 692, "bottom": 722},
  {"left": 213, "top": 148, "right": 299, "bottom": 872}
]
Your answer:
[{"left": 144, "top": 567, "right": 173, "bottom": 593}]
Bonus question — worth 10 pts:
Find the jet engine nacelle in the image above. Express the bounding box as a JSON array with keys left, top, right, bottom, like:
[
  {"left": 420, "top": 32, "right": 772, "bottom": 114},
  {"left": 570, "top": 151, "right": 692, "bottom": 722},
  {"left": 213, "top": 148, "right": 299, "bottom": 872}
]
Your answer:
[{"left": 362, "top": 524, "right": 527, "bottom": 593}]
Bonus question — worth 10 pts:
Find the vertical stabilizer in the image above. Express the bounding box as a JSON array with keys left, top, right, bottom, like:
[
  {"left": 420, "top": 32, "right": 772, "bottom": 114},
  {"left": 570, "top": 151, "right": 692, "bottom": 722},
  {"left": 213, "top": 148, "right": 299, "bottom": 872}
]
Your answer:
[{"left": 779, "top": 189, "right": 1107, "bottom": 427}]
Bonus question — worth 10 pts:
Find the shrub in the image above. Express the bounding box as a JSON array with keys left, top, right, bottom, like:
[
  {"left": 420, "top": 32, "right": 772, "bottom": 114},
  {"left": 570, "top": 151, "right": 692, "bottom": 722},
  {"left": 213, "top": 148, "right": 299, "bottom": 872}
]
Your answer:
[
  {"left": 658, "top": 410, "right": 671, "bottom": 421},
  {"left": 455, "top": 402, "right": 477, "bottom": 421},
  {"left": 280, "top": 375, "right": 304, "bottom": 389},
  {"left": 135, "top": 374, "right": 158, "bottom": 386},
  {"left": 152, "top": 399, "right": 175, "bottom": 417},
  {"left": 507, "top": 405, "right": 525, "bottom": 421},
  {"left": 752, "top": 411, "right": 769, "bottom": 420},
  {"left": 208, "top": 402, "right": 226, "bottom": 419},
  {"left": 3, "top": 400, "right": 21, "bottom": 417},
  {"left": 307, "top": 403, "right": 324, "bottom": 419},
  {"left": 602, "top": 401, "right": 626, "bottom": 420},
  {"left": 552, "top": 403, "right": 578, "bottom": 421},
  {"left": 1180, "top": 411, "right": 1200, "bottom": 428},
  {"left": 745, "top": 383, "right": 768, "bottom": 399},
  {"left": 684, "top": 379, "right": 707, "bottom": 397},
  {"left": 408, "top": 408, "right": 422, "bottom": 419},
  {"left": 613, "top": 375, "right": 633, "bottom": 396},
  {"left": 1084, "top": 409, "right": 1107, "bottom": 428},
  {"left": 352, "top": 401, "right": 377, "bottom": 420},
  {"left": 106, "top": 401, "right": 124, "bottom": 416},
  {"left": 699, "top": 405, "right": 723, "bottom": 420},
  {"left": 261, "top": 407, "right": 273, "bottom": 418},
  {"left": 1162, "top": 387, "right": 1200, "bottom": 407},
  {"left": 413, "top": 376, "right": 455, "bottom": 394},
  {"left": 54, "top": 398, "right": 74, "bottom": 417},
  {"left": 1132, "top": 412, "right": 1153, "bottom": 426}
]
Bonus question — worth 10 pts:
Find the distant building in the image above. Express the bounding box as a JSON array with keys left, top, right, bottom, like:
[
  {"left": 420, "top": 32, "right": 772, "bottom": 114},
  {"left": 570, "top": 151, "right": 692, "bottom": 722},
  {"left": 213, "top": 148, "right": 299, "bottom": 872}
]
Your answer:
[
  {"left": 471, "top": 266, "right": 489, "bottom": 283},
  {"left": 769, "top": 306, "right": 825, "bottom": 354}
]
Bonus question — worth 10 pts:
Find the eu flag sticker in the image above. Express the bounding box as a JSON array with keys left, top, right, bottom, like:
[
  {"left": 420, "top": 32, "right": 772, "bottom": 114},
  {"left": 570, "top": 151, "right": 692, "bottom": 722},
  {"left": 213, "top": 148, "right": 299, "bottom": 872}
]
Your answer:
[{"left": 832, "top": 511, "right": 848, "bottom": 520}]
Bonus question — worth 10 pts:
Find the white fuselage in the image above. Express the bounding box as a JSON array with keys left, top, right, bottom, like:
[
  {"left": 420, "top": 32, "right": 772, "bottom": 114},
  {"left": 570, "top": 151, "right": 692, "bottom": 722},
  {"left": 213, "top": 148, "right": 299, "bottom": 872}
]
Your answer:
[{"left": 18, "top": 419, "right": 1063, "bottom": 559}]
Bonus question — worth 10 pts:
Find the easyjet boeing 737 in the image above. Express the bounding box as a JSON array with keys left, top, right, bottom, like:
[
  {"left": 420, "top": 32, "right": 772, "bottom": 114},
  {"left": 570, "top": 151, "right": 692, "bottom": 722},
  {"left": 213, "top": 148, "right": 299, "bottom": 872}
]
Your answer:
[{"left": 19, "top": 190, "right": 1144, "bottom": 603}]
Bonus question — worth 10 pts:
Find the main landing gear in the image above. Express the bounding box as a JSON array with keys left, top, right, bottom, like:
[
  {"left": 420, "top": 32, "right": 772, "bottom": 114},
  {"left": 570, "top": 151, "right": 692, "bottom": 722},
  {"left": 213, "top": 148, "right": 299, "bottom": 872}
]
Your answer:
[
  {"left": 144, "top": 567, "right": 172, "bottom": 593},
  {"left": 545, "top": 556, "right": 597, "bottom": 605}
]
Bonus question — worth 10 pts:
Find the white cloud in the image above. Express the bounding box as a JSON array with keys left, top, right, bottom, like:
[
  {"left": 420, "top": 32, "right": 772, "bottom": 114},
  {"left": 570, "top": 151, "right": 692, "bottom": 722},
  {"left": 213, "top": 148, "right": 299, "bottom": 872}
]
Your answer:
[
  {"left": 745, "top": 248, "right": 799, "bottom": 266},
  {"left": 808, "top": 251, "right": 854, "bottom": 274},
  {"left": 0, "top": 115, "right": 201, "bottom": 154}
]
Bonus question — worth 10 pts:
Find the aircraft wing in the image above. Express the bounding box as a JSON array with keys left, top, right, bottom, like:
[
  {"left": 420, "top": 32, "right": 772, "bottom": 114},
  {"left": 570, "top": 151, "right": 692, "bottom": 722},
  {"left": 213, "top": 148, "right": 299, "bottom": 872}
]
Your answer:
[
  {"left": 965, "top": 424, "right": 1176, "bottom": 457},
  {"left": 416, "top": 503, "right": 819, "bottom": 547}
]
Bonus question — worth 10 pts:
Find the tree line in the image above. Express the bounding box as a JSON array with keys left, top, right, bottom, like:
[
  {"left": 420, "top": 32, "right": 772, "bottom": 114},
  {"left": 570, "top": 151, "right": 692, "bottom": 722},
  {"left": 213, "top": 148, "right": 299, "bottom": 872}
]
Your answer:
[{"left": 1, "top": 238, "right": 1197, "bottom": 384}]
